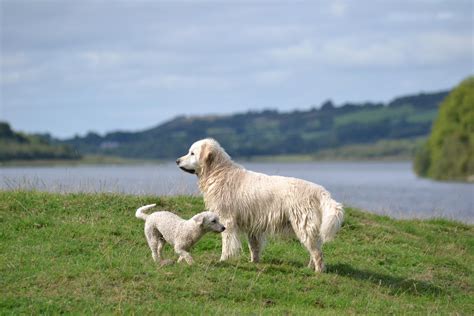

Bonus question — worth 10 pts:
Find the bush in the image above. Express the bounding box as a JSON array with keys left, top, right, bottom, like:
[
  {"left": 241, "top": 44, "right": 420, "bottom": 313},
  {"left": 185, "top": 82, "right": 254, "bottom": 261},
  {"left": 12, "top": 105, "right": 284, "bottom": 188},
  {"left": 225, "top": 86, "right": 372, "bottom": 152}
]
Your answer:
[{"left": 414, "top": 77, "right": 474, "bottom": 181}]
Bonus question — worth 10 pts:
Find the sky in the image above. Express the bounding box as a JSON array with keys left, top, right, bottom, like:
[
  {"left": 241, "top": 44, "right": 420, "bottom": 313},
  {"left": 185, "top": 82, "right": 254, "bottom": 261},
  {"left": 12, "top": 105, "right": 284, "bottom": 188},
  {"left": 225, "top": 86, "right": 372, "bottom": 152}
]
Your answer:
[{"left": 1, "top": 0, "right": 473, "bottom": 138}]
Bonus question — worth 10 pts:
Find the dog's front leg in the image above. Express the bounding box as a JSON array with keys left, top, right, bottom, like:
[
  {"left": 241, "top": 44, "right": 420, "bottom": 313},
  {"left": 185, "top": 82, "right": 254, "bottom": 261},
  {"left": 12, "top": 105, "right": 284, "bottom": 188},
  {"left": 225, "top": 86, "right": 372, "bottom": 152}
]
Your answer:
[
  {"left": 175, "top": 247, "right": 194, "bottom": 265},
  {"left": 220, "top": 224, "right": 241, "bottom": 261}
]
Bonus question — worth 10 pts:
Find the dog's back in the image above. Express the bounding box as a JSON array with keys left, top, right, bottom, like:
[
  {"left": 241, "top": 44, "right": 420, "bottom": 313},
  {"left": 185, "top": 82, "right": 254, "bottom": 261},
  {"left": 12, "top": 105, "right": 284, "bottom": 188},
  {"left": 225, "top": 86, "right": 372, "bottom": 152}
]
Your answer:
[{"left": 144, "top": 211, "right": 184, "bottom": 246}]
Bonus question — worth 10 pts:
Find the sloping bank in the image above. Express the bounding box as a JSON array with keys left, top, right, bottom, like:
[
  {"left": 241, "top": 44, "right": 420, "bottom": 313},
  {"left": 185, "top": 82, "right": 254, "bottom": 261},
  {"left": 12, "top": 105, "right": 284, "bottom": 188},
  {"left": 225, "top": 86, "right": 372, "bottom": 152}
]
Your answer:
[{"left": 1, "top": 191, "right": 472, "bottom": 314}]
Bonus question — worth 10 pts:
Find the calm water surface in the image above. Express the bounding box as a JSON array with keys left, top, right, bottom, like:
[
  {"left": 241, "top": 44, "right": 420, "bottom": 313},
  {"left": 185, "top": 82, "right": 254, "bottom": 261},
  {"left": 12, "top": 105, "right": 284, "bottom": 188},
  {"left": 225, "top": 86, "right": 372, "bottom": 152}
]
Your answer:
[{"left": 1, "top": 161, "right": 473, "bottom": 223}]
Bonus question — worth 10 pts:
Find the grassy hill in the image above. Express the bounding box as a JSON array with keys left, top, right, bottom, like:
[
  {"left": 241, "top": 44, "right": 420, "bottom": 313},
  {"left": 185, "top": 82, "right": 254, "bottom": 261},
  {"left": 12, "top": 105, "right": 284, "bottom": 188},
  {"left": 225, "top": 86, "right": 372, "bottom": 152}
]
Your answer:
[
  {"left": 0, "top": 122, "right": 80, "bottom": 162},
  {"left": 415, "top": 77, "right": 474, "bottom": 181},
  {"left": 63, "top": 90, "right": 449, "bottom": 159},
  {"left": 1, "top": 191, "right": 472, "bottom": 314}
]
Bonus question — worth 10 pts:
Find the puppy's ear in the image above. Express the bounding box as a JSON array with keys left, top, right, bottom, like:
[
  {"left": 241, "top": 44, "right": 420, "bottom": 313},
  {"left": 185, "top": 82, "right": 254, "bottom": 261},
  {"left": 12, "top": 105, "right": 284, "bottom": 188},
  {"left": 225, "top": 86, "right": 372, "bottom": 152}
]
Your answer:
[{"left": 193, "top": 214, "right": 205, "bottom": 226}]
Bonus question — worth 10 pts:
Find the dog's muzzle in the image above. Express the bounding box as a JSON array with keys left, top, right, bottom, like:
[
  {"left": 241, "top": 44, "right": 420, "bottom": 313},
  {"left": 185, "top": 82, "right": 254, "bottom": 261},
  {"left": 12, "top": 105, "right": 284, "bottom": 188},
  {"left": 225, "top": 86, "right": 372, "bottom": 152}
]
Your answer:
[
  {"left": 176, "top": 158, "right": 196, "bottom": 174},
  {"left": 179, "top": 166, "right": 196, "bottom": 174}
]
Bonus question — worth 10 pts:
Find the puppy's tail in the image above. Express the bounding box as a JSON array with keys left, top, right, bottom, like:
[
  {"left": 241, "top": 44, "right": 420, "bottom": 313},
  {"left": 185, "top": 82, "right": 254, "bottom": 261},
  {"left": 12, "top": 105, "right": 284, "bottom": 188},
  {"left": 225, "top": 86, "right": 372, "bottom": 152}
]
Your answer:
[
  {"left": 135, "top": 204, "right": 156, "bottom": 221},
  {"left": 319, "top": 199, "right": 344, "bottom": 244}
]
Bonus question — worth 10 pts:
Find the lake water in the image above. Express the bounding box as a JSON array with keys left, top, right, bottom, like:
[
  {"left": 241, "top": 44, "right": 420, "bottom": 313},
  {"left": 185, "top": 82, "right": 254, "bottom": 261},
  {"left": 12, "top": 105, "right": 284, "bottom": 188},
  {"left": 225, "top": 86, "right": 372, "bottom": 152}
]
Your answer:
[{"left": 1, "top": 161, "right": 473, "bottom": 223}]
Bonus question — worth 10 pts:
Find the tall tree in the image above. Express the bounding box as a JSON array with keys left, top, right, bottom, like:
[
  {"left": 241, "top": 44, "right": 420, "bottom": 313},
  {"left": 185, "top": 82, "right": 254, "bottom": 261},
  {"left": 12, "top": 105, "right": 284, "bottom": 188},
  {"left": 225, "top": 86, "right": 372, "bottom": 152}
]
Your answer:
[{"left": 414, "top": 77, "right": 474, "bottom": 181}]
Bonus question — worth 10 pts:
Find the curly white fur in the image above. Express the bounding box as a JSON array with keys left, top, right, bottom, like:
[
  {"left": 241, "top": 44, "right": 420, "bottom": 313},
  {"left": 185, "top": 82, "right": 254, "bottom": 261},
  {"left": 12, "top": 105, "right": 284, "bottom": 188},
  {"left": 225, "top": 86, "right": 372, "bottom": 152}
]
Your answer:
[
  {"left": 177, "top": 138, "right": 344, "bottom": 272},
  {"left": 135, "top": 204, "right": 225, "bottom": 265}
]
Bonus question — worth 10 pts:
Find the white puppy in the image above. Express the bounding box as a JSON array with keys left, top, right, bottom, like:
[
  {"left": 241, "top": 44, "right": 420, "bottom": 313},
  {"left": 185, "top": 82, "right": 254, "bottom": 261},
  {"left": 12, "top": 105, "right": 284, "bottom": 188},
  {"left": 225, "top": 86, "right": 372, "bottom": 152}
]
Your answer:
[
  {"left": 135, "top": 204, "right": 225, "bottom": 265},
  {"left": 176, "top": 138, "right": 344, "bottom": 272}
]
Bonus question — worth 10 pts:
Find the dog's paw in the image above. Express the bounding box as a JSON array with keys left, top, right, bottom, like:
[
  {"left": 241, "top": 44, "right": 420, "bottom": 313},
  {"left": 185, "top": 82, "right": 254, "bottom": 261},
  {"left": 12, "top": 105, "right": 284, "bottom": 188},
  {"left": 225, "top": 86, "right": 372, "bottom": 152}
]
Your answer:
[
  {"left": 314, "top": 262, "right": 326, "bottom": 273},
  {"left": 159, "top": 259, "right": 175, "bottom": 267}
]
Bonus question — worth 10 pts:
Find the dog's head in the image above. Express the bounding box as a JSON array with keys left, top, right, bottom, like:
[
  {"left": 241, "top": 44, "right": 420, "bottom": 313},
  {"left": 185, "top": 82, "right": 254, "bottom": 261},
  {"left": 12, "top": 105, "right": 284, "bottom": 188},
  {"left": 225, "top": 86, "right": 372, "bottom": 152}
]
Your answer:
[
  {"left": 192, "top": 211, "right": 226, "bottom": 233},
  {"left": 176, "top": 138, "right": 229, "bottom": 176}
]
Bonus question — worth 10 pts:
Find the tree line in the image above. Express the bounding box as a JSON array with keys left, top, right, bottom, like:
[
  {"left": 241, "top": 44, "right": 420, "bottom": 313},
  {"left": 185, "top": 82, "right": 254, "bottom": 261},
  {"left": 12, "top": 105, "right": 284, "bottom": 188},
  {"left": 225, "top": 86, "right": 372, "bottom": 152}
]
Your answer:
[
  {"left": 0, "top": 122, "right": 80, "bottom": 161},
  {"left": 64, "top": 90, "right": 449, "bottom": 159}
]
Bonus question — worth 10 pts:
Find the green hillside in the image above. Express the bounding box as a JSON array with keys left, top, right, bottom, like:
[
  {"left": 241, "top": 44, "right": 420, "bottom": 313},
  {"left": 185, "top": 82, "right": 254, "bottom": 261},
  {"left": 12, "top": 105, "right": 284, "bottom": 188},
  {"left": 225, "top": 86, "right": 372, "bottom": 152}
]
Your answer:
[
  {"left": 414, "top": 77, "right": 474, "bottom": 181},
  {"left": 0, "top": 122, "right": 80, "bottom": 162},
  {"left": 1, "top": 191, "right": 472, "bottom": 314},
  {"left": 63, "top": 91, "right": 448, "bottom": 159}
]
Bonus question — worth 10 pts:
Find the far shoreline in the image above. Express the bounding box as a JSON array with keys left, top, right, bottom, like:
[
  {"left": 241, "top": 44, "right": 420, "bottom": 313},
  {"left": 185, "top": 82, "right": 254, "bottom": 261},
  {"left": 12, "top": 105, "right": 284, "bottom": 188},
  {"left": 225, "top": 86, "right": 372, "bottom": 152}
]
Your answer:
[{"left": 0, "top": 153, "right": 415, "bottom": 167}]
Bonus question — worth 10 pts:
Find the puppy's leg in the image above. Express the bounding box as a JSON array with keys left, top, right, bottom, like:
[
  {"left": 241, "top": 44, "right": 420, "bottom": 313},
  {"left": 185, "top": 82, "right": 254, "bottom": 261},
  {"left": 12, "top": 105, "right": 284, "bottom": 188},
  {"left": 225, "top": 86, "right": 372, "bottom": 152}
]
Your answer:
[
  {"left": 144, "top": 222, "right": 161, "bottom": 263},
  {"left": 156, "top": 237, "right": 165, "bottom": 261},
  {"left": 220, "top": 224, "right": 241, "bottom": 261},
  {"left": 174, "top": 246, "right": 194, "bottom": 265},
  {"left": 248, "top": 233, "right": 266, "bottom": 263}
]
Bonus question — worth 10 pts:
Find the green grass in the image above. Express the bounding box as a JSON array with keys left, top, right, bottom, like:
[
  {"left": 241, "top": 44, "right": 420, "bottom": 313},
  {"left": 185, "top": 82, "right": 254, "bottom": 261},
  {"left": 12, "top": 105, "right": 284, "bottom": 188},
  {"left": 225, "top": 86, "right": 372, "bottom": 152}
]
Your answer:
[{"left": 1, "top": 191, "right": 472, "bottom": 314}]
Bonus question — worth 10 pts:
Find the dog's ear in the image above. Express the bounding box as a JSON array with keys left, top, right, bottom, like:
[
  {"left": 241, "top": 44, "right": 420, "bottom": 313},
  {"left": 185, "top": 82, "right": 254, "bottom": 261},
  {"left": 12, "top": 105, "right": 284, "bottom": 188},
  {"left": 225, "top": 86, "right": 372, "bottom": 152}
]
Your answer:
[
  {"left": 193, "top": 214, "right": 205, "bottom": 226},
  {"left": 200, "top": 143, "right": 214, "bottom": 166}
]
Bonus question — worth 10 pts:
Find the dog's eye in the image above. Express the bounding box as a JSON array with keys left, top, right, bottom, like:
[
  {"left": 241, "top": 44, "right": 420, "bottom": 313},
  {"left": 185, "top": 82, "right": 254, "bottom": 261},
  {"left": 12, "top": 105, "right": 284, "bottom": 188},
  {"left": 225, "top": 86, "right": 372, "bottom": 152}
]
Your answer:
[
  {"left": 190, "top": 152, "right": 195, "bottom": 156},
  {"left": 211, "top": 219, "right": 216, "bottom": 223}
]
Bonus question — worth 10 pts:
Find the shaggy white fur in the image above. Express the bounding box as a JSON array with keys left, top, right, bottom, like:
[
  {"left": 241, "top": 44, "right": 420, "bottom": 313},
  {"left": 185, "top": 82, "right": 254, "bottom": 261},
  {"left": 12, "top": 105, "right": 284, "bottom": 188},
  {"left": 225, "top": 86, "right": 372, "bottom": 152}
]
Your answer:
[
  {"left": 135, "top": 204, "right": 225, "bottom": 265},
  {"left": 176, "top": 138, "right": 344, "bottom": 272}
]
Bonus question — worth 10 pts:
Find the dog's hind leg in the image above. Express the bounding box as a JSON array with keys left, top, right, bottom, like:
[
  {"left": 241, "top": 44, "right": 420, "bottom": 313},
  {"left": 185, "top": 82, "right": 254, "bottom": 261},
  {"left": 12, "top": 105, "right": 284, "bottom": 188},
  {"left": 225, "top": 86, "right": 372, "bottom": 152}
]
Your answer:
[
  {"left": 248, "top": 233, "right": 266, "bottom": 263},
  {"left": 145, "top": 222, "right": 163, "bottom": 263},
  {"left": 156, "top": 237, "right": 165, "bottom": 261},
  {"left": 291, "top": 222, "right": 325, "bottom": 272},
  {"left": 305, "top": 239, "right": 325, "bottom": 272},
  {"left": 305, "top": 238, "right": 324, "bottom": 272}
]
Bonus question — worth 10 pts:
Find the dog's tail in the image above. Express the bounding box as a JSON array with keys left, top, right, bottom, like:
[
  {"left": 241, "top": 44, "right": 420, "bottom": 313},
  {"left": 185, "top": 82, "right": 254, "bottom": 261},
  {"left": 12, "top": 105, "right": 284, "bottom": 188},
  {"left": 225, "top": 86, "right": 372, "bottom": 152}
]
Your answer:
[
  {"left": 319, "top": 199, "right": 344, "bottom": 244},
  {"left": 135, "top": 204, "right": 156, "bottom": 221}
]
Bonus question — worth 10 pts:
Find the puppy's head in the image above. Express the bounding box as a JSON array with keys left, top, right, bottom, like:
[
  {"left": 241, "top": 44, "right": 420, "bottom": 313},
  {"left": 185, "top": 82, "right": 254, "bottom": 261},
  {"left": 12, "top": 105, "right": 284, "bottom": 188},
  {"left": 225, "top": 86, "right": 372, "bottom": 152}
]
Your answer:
[
  {"left": 192, "top": 211, "right": 226, "bottom": 233},
  {"left": 176, "top": 138, "right": 227, "bottom": 176}
]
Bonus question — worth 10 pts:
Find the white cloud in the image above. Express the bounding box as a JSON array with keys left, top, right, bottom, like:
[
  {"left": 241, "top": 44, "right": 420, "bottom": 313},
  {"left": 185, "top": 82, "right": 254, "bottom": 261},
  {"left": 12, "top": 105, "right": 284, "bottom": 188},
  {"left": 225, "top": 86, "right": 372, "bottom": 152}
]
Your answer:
[
  {"left": 1, "top": 53, "right": 28, "bottom": 68},
  {"left": 0, "top": 55, "right": 41, "bottom": 85},
  {"left": 414, "top": 33, "right": 473, "bottom": 64},
  {"left": 1, "top": 72, "right": 22, "bottom": 85},
  {"left": 267, "top": 40, "right": 315, "bottom": 62},
  {"left": 387, "top": 11, "right": 456, "bottom": 23},
  {"left": 79, "top": 51, "right": 124, "bottom": 68},
  {"left": 436, "top": 11, "right": 455, "bottom": 21},
  {"left": 239, "top": 25, "right": 308, "bottom": 43},
  {"left": 319, "top": 38, "right": 405, "bottom": 67},
  {"left": 329, "top": 1, "right": 348, "bottom": 18},
  {"left": 253, "top": 70, "right": 291, "bottom": 86},
  {"left": 135, "top": 74, "right": 231, "bottom": 90},
  {"left": 314, "top": 32, "right": 472, "bottom": 68}
]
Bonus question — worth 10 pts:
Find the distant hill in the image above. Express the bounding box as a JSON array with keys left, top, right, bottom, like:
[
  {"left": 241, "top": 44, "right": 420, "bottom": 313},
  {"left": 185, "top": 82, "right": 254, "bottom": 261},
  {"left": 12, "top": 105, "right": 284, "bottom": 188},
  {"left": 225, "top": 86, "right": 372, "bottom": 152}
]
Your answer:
[
  {"left": 0, "top": 122, "right": 80, "bottom": 162},
  {"left": 414, "top": 77, "right": 474, "bottom": 181},
  {"left": 63, "top": 90, "right": 449, "bottom": 159}
]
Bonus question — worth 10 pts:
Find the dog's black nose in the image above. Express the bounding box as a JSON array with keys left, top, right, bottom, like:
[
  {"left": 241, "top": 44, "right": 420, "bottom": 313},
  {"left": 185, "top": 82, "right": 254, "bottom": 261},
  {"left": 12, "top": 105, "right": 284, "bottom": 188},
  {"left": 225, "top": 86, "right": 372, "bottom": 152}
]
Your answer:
[
  {"left": 221, "top": 226, "right": 226, "bottom": 232},
  {"left": 176, "top": 159, "right": 180, "bottom": 165}
]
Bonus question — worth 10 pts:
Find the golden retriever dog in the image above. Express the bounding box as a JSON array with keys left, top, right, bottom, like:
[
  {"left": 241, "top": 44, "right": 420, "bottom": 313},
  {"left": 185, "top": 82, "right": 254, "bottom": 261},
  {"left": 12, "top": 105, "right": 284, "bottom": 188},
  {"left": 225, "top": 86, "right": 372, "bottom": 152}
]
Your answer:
[{"left": 176, "top": 138, "right": 344, "bottom": 272}]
